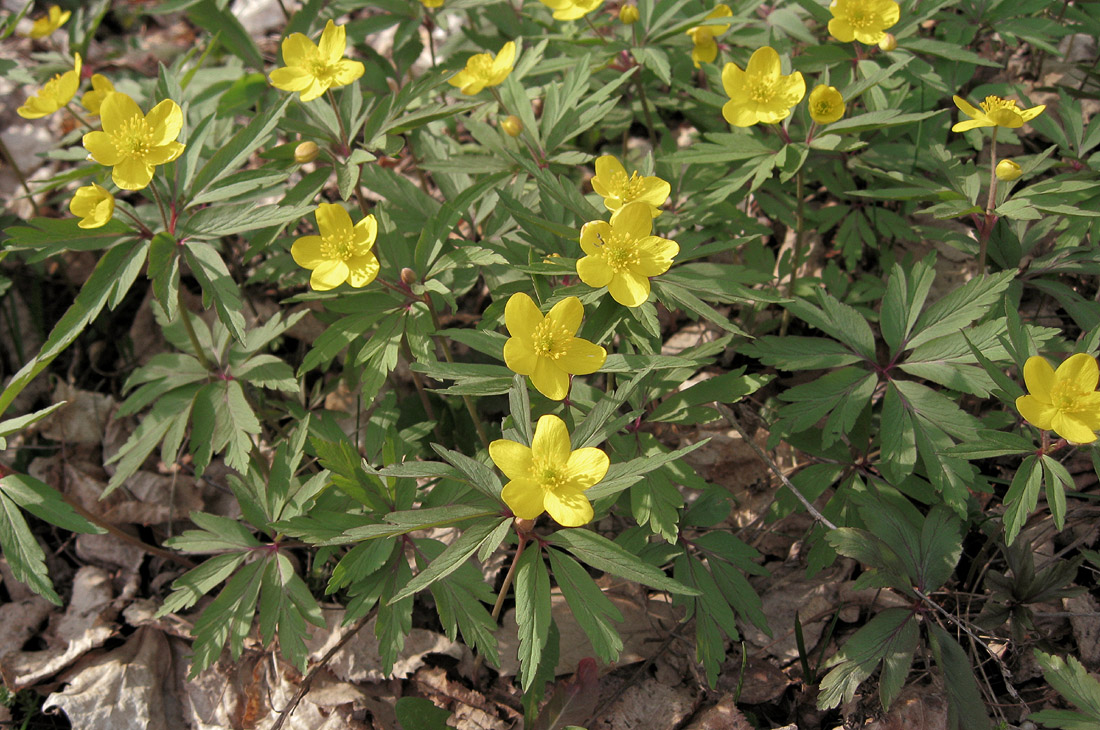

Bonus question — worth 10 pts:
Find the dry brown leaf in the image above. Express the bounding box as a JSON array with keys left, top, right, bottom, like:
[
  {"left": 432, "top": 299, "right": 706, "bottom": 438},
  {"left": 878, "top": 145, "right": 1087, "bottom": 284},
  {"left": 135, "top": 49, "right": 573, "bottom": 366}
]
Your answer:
[
  {"left": 306, "top": 608, "right": 464, "bottom": 683},
  {"left": 593, "top": 675, "right": 696, "bottom": 730},
  {"left": 743, "top": 561, "right": 847, "bottom": 662},
  {"left": 864, "top": 685, "right": 949, "bottom": 730},
  {"left": 683, "top": 695, "right": 753, "bottom": 730},
  {"left": 416, "top": 665, "right": 509, "bottom": 730},
  {"left": 1, "top": 566, "right": 117, "bottom": 688},
  {"left": 1065, "top": 593, "right": 1100, "bottom": 669},
  {"left": 43, "top": 627, "right": 185, "bottom": 730},
  {"left": 39, "top": 382, "right": 115, "bottom": 445}
]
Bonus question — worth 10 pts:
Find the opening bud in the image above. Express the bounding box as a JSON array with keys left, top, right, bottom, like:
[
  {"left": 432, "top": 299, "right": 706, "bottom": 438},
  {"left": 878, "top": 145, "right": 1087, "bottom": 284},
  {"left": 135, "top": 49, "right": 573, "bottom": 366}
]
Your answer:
[
  {"left": 996, "top": 159, "right": 1023, "bottom": 181},
  {"left": 878, "top": 33, "right": 897, "bottom": 52},
  {"left": 619, "top": 4, "right": 640, "bottom": 24}
]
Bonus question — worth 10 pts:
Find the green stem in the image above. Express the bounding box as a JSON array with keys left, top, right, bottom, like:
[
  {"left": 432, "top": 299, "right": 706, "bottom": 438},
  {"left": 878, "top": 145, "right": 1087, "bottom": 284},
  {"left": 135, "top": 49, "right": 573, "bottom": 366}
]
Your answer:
[
  {"left": 780, "top": 170, "right": 805, "bottom": 337},
  {"left": 326, "top": 89, "right": 351, "bottom": 152},
  {"left": 64, "top": 102, "right": 96, "bottom": 130},
  {"left": 178, "top": 287, "right": 216, "bottom": 372},
  {"left": 978, "top": 127, "right": 999, "bottom": 273},
  {"left": 490, "top": 533, "right": 527, "bottom": 622},
  {"left": 633, "top": 68, "right": 658, "bottom": 146},
  {"left": 148, "top": 179, "right": 171, "bottom": 232}
]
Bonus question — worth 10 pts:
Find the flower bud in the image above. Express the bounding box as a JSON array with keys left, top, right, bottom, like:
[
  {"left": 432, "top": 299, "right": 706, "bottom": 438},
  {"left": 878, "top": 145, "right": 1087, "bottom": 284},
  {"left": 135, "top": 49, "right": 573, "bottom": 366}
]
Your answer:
[
  {"left": 294, "top": 141, "right": 319, "bottom": 164},
  {"left": 619, "top": 4, "right": 640, "bottom": 24},
  {"left": 996, "top": 159, "right": 1023, "bottom": 181},
  {"left": 514, "top": 517, "right": 536, "bottom": 534},
  {"left": 501, "top": 115, "right": 523, "bottom": 137},
  {"left": 400, "top": 267, "right": 418, "bottom": 286},
  {"left": 808, "top": 85, "right": 845, "bottom": 125},
  {"left": 878, "top": 33, "right": 897, "bottom": 52}
]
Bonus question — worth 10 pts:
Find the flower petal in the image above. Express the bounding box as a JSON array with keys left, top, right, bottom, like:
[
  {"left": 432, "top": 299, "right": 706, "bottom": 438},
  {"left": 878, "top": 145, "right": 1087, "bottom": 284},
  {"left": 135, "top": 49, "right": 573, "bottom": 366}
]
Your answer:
[
  {"left": 112, "top": 157, "right": 154, "bottom": 191},
  {"left": 633, "top": 236, "right": 678, "bottom": 276},
  {"left": 532, "top": 415, "right": 571, "bottom": 464},
  {"left": 592, "top": 155, "right": 626, "bottom": 199},
  {"left": 1016, "top": 394, "right": 1056, "bottom": 430},
  {"left": 1023, "top": 356, "right": 1055, "bottom": 402},
  {"left": 352, "top": 214, "right": 378, "bottom": 252},
  {"left": 490, "top": 439, "right": 534, "bottom": 480},
  {"left": 827, "top": 18, "right": 855, "bottom": 42},
  {"left": 952, "top": 95, "right": 981, "bottom": 118},
  {"left": 100, "top": 92, "right": 143, "bottom": 134},
  {"left": 310, "top": 259, "right": 348, "bottom": 291},
  {"left": 501, "top": 478, "right": 546, "bottom": 519},
  {"left": 745, "top": 46, "right": 780, "bottom": 80},
  {"left": 270, "top": 66, "right": 314, "bottom": 92},
  {"left": 543, "top": 489, "right": 593, "bottom": 527},
  {"left": 1051, "top": 411, "right": 1098, "bottom": 444},
  {"left": 504, "top": 337, "right": 538, "bottom": 376},
  {"left": 557, "top": 338, "right": 606, "bottom": 375},
  {"left": 345, "top": 252, "right": 379, "bottom": 287},
  {"left": 607, "top": 271, "right": 651, "bottom": 307},
  {"left": 579, "top": 221, "right": 612, "bottom": 256},
  {"left": 576, "top": 255, "right": 614, "bottom": 288},
  {"left": 331, "top": 59, "right": 365, "bottom": 86},
  {"left": 506, "top": 292, "right": 543, "bottom": 341},
  {"left": 531, "top": 358, "right": 569, "bottom": 400},
  {"left": 291, "top": 236, "right": 326, "bottom": 269},
  {"left": 83, "top": 130, "right": 123, "bottom": 166},
  {"left": 1076, "top": 391, "right": 1100, "bottom": 430},
  {"left": 564, "top": 447, "right": 609, "bottom": 489},
  {"left": 720, "top": 61, "right": 746, "bottom": 99},
  {"left": 722, "top": 99, "right": 760, "bottom": 127},
  {"left": 281, "top": 32, "right": 317, "bottom": 67},
  {"left": 315, "top": 202, "right": 353, "bottom": 238},
  {"left": 318, "top": 20, "right": 346, "bottom": 63},
  {"left": 546, "top": 296, "right": 583, "bottom": 335},
  {"left": 146, "top": 99, "right": 183, "bottom": 146},
  {"left": 952, "top": 119, "right": 992, "bottom": 133},
  {"left": 1055, "top": 352, "right": 1099, "bottom": 393},
  {"left": 493, "top": 41, "right": 516, "bottom": 75},
  {"left": 614, "top": 201, "right": 653, "bottom": 239}
]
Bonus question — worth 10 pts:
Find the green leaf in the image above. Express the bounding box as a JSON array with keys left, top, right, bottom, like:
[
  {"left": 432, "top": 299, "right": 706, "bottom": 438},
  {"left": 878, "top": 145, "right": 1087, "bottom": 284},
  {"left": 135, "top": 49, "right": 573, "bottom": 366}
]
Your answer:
[
  {"left": 545, "top": 529, "right": 699, "bottom": 595},
  {"left": 0, "top": 239, "right": 148, "bottom": 415},
  {"left": 786, "top": 290, "right": 876, "bottom": 360},
  {"left": 0, "top": 474, "right": 104, "bottom": 535},
  {"left": 515, "top": 546, "right": 551, "bottom": 693},
  {"left": 817, "top": 608, "right": 919, "bottom": 710},
  {"left": 158, "top": 552, "right": 249, "bottom": 616},
  {"left": 395, "top": 697, "right": 453, "bottom": 730},
  {"left": 1002, "top": 455, "right": 1041, "bottom": 546},
  {"left": 744, "top": 336, "right": 865, "bottom": 370},
  {"left": 881, "top": 257, "right": 936, "bottom": 355},
  {"left": 1032, "top": 651, "right": 1100, "bottom": 727},
  {"left": 0, "top": 491, "right": 61, "bottom": 604},
  {"left": 182, "top": 203, "right": 313, "bottom": 238},
  {"left": 183, "top": 243, "right": 247, "bottom": 342},
  {"left": 414, "top": 173, "right": 509, "bottom": 274},
  {"left": 3, "top": 217, "right": 132, "bottom": 253},
  {"left": 389, "top": 518, "right": 507, "bottom": 602},
  {"left": 927, "top": 624, "right": 991, "bottom": 730},
  {"left": 431, "top": 445, "right": 503, "bottom": 500},
  {"left": 675, "top": 552, "right": 740, "bottom": 687},
  {"left": 546, "top": 548, "right": 623, "bottom": 663},
  {"left": 942, "top": 430, "right": 1034, "bottom": 459},
  {"left": 507, "top": 374, "right": 533, "bottom": 445},
  {"left": 647, "top": 369, "right": 769, "bottom": 423},
  {"left": 189, "top": 560, "right": 265, "bottom": 675},
  {"left": 167, "top": 511, "right": 263, "bottom": 552},
  {"left": 187, "top": 0, "right": 263, "bottom": 69},
  {"left": 586, "top": 440, "right": 708, "bottom": 500},
  {"left": 906, "top": 271, "right": 1015, "bottom": 350}
]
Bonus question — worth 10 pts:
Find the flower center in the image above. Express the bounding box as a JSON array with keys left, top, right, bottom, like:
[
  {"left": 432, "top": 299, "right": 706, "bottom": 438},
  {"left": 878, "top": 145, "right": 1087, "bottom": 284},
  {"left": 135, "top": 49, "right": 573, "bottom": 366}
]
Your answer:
[
  {"left": 748, "top": 78, "right": 775, "bottom": 104},
  {"left": 843, "top": 0, "right": 874, "bottom": 28},
  {"left": 114, "top": 115, "right": 153, "bottom": 157},
  {"left": 979, "top": 96, "right": 1018, "bottom": 115},
  {"left": 309, "top": 59, "right": 338, "bottom": 84},
  {"left": 532, "top": 457, "right": 566, "bottom": 491},
  {"left": 320, "top": 231, "right": 358, "bottom": 261},
  {"left": 814, "top": 101, "right": 834, "bottom": 116},
  {"left": 597, "top": 231, "right": 641, "bottom": 273},
  {"left": 532, "top": 319, "right": 572, "bottom": 359},
  {"left": 1050, "top": 380, "right": 1087, "bottom": 411}
]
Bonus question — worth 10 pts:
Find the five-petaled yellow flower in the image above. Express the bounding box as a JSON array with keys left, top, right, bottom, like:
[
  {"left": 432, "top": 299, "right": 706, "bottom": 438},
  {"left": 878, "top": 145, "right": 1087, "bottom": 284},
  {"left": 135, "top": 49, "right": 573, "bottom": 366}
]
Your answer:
[
  {"left": 538, "top": 0, "right": 603, "bottom": 21},
  {"left": 1016, "top": 353, "right": 1100, "bottom": 445},
  {"left": 808, "top": 85, "right": 845, "bottom": 124},
  {"left": 448, "top": 41, "right": 516, "bottom": 95},
  {"left": 577, "top": 202, "right": 679, "bottom": 308},
  {"left": 490, "top": 414, "right": 609, "bottom": 527},
  {"left": 503, "top": 293, "right": 607, "bottom": 401},
  {"left": 827, "top": 0, "right": 899, "bottom": 45},
  {"left": 82, "top": 92, "right": 185, "bottom": 191},
  {"left": 592, "top": 155, "right": 670, "bottom": 219},
  {"left": 292, "top": 203, "right": 380, "bottom": 291},
  {"left": 269, "top": 20, "right": 365, "bottom": 102},
  {"left": 28, "top": 5, "right": 70, "bottom": 39},
  {"left": 721, "top": 46, "right": 805, "bottom": 127},
  {"left": 69, "top": 184, "right": 115, "bottom": 229},
  {"left": 686, "top": 4, "right": 733, "bottom": 68},
  {"left": 17, "top": 53, "right": 81, "bottom": 120},
  {"left": 81, "top": 74, "right": 115, "bottom": 116},
  {"left": 951, "top": 94, "right": 1045, "bottom": 133}
]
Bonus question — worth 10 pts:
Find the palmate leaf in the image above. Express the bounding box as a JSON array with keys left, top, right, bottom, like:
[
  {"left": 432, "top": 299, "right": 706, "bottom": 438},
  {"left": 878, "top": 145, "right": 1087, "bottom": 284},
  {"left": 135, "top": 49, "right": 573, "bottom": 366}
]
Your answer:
[
  {"left": 817, "top": 607, "right": 919, "bottom": 711},
  {"left": 389, "top": 517, "right": 508, "bottom": 602},
  {"left": 546, "top": 548, "right": 623, "bottom": 664},
  {"left": 673, "top": 551, "right": 740, "bottom": 687},
  {"left": 1032, "top": 651, "right": 1100, "bottom": 729},
  {"left": 515, "top": 546, "right": 552, "bottom": 693},
  {"left": 258, "top": 553, "right": 326, "bottom": 673},
  {"left": 418, "top": 539, "right": 499, "bottom": 667},
  {"left": 0, "top": 490, "right": 61, "bottom": 604},
  {"left": 545, "top": 529, "right": 699, "bottom": 595},
  {"left": 189, "top": 560, "right": 265, "bottom": 676}
]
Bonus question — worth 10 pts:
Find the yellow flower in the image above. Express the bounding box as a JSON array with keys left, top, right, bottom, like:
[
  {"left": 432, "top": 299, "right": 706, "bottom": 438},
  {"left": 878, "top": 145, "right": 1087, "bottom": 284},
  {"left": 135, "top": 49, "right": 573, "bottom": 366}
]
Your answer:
[
  {"left": 951, "top": 94, "right": 1045, "bottom": 133},
  {"left": 1016, "top": 353, "right": 1100, "bottom": 444},
  {"left": 996, "top": 159, "right": 1023, "bottom": 181},
  {"left": 619, "top": 4, "right": 640, "bottom": 24},
  {"left": 489, "top": 415, "right": 609, "bottom": 527},
  {"left": 81, "top": 74, "right": 115, "bottom": 116},
  {"left": 539, "top": 0, "right": 602, "bottom": 21},
  {"left": 28, "top": 5, "right": 70, "bottom": 39},
  {"left": 82, "top": 92, "right": 185, "bottom": 191},
  {"left": 591, "top": 155, "right": 670, "bottom": 219},
  {"left": 420, "top": 0, "right": 444, "bottom": 7},
  {"left": 827, "top": 0, "right": 899, "bottom": 45},
  {"left": 17, "top": 53, "right": 81, "bottom": 120},
  {"left": 69, "top": 184, "right": 115, "bottom": 229},
  {"left": 291, "top": 203, "right": 380, "bottom": 291},
  {"left": 269, "top": 20, "right": 365, "bottom": 102},
  {"left": 448, "top": 41, "right": 515, "bottom": 95},
  {"left": 577, "top": 202, "right": 679, "bottom": 308},
  {"left": 503, "top": 293, "right": 607, "bottom": 401},
  {"left": 686, "top": 4, "right": 733, "bottom": 68},
  {"left": 721, "top": 46, "right": 805, "bottom": 127},
  {"left": 808, "top": 85, "right": 845, "bottom": 124}
]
